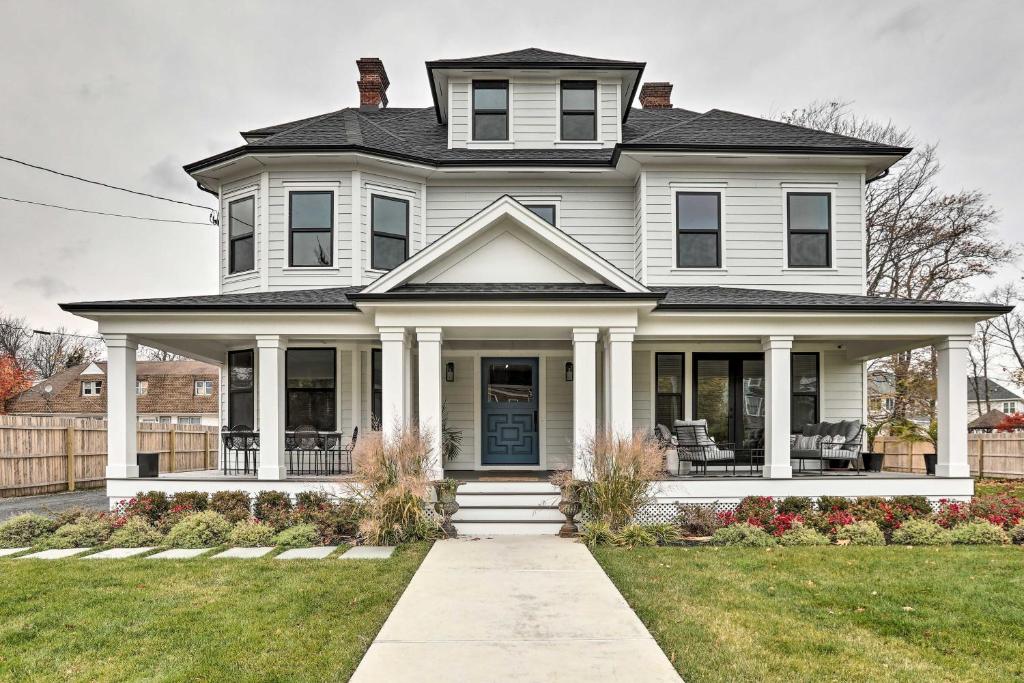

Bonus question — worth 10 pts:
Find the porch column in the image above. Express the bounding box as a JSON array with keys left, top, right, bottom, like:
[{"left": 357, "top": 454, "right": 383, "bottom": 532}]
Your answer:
[
  {"left": 572, "top": 328, "right": 599, "bottom": 479},
  {"left": 417, "top": 327, "right": 443, "bottom": 480},
  {"left": 607, "top": 327, "right": 635, "bottom": 437},
  {"left": 762, "top": 335, "right": 793, "bottom": 479},
  {"left": 379, "top": 327, "right": 407, "bottom": 439},
  {"left": 256, "top": 335, "right": 287, "bottom": 480},
  {"left": 104, "top": 334, "right": 138, "bottom": 478},
  {"left": 936, "top": 336, "right": 972, "bottom": 477}
]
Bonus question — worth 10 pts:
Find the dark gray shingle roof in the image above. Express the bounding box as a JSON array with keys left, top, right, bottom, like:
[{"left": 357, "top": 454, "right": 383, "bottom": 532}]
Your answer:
[
  {"left": 425, "top": 47, "right": 643, "bottom": 67},
  {"left": 968, "top": 377, "right": 1022, "bottom": 402},
  {"left": 61, "top": 287, "right": 361, "bottom": 312}
]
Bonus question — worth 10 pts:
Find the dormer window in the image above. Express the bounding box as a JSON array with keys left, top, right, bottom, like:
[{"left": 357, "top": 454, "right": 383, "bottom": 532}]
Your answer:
[
  {"left": 560, "top": 81, "right": 596, "bottom": 141},
  {"left": 472, "top": 81, "right": 508, "bottom": 141},
  {"left": 228, "top": 196, "right": 255, "bottom": 274}
]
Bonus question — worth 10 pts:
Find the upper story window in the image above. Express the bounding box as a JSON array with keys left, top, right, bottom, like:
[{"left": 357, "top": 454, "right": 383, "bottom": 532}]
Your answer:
[
  {"left": 228, "top": 196, "right": 255, "bottom": 274},
  {"left": 787, "top": 192, "right": 831, "bottom": 268},
  {"left": 676, "top": 192, "right": 721, "bottom": 268},
  {"left": 289, "top": 191, "right": 333, "bottom": 267},
  {"left": 371, "top": 195, "right": 409, "bottom": 270},
  {"left": 472, "top": 81, "right": 508, "bottom": 141},
  {"left": 81, "top": 380, "right": 102, "bottom": 396},
  {"left": 560, "top": 81, "right": 597, "bottom": 141},
  {"left": 194, "top": 379, "right": 214, "bottom": 396},
  {"left": 525, "top": 204, "right": 557, "bottom": 226},
  {"left": 136, "top": 380, "right": 148, "bottom": 396}
]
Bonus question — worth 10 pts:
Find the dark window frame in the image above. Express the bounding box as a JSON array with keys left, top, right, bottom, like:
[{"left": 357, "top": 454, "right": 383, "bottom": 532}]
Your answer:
[
  {"left": 675, "top": 191, "right": 722, "bottom": 268},
  {"left": 285, "top": 348, "right": 337, "bottom": 432},
  {"left": 371, "top": 348, "right": 382, "bottom": 430},
  {"left": 227, "top": 349, "right": 255, "bottom": 429},
  {"left": 790, "top": 351, "right": 820, "bottom": 432},
  {"left": 370, "top": 194, "right": 409, "bottom": 271},
  {"left": 560, "top": 80, "right": 597, "bottom": 141},
  {"left": 472, "top": 80, "right": 509, "bottom": 141},
  {"left": 654, "top": 352, "right": 685, "bottom": 427},
  {"left": 288, "top": 190, "right": 334, "bottom": 268},
  {"left": 228, "top": 195, "right": 255, "bottom": 274},
  {"left": 524, "top": 203, "right": 557, "bottom": 226},
  {"left": 786, "top": 192, "right": 832, "bottom": 268}
]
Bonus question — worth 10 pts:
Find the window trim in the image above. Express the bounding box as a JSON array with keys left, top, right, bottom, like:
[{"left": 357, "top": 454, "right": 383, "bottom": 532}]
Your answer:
[
  {"left": 135, "top": 380, "right": 148, "bottom": 396},
  {"left": 227, "top": 349, "right": 255, "bottom": 429},
  {"left": 194, "top": 379, "right": 214, "bottom": 397},
  {"left": 790, "top": 352, "right": 820, "bottom": 432},
  {"left": 472, "top": 80, "right": 509, "bottom": 142},
  {"left": 514, "top": 195, "right": 561, "bottom": 227},
  {"left": 674, "top": 190, "right": 723, "bottom": 269},
  {"left": 370, "top": 193, "right": 410, "bottom": 271},
  {"left": 559, "top": 80, "right": 598, "bottom": 142},
  {"left": 284, "top": 347, "right": 338, "bottom": 432},
  {"left": 227, "top": 194, "right": 256, "bottom": 275},
  {"left": 784, "top": 190, "right": 834, "bottom": 269},
  {"left": 287, "top": 190, "right": 335, "bottom": 268},
  {"left": 654, "top": 352, "right": 685, "bottom": 427},
  {"left": 81, "top": 380, "right": 102, "bottom": 397}
]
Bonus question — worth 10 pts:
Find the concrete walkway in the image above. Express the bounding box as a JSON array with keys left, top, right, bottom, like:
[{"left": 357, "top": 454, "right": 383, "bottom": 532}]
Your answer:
[{"left": 350, "top": 536, "right": 681, "bottom": 682}]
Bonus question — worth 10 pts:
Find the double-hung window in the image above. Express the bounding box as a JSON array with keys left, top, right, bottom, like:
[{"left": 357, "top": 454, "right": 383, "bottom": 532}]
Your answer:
[
  {"left": 790, "top": 353, "right": 820, "bottom": 432},
  {"left": 136, "top": 380, "right": 148, "bottom": 396},
  {"left": 285, "top": 349, "right": 336, "bottom": 432},
  {"left": 655, "top": 353, "right": 685, "bottom": 428},
  {"left": 81, "top": 380, "right": 102, "bottom": 396},
  {"left": 289, "top": 191, "right": 333, "bottom": 267},
  {"left": 787, "top": 192, "right": 831, "bottom": 268},
  {"left": 227, "top": 350, "right": 255, "bottom": 429},
  {"left": 560, "top": 81, "right": 597, "bottom": 141},
  {"left": 472, "top": 81, "right": 508, "bottom": 141},
  {"left": 228, "top": 196, "right": 255, "bottom": 274},
  {"left": 676, "top": 192, "right": 721, "bottom": 268},
  {"left": 371, "top": 195, "right": 409, "bottom": 270},
  {"left": 194, "top": 379, "right": 214, "bottom": 396}
]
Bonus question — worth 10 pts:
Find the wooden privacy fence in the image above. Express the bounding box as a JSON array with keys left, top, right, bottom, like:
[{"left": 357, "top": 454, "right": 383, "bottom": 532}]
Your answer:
[
  {"left": 0, "top": 415, "right": 218, "bottom": 498},
  {"left": 876, "top": 433, "right": 1024, "bottom": 479}
]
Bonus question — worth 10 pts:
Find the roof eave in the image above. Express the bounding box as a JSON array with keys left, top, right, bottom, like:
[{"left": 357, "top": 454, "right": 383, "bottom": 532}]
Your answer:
[
  {"left": 59, "top": 303, "right": 360, "bottom": 314},
  {"left": 654, "top": 303, "right": 1014, "bottom": 314}
]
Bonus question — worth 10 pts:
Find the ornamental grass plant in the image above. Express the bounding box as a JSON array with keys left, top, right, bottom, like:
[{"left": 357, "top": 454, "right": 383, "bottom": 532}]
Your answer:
[{"left": 578, "top": 431, "right": 663, "bottom": 531}]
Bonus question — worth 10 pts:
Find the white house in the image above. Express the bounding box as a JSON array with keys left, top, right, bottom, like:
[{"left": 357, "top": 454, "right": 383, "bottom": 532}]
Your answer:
[
  {"left": 62, "top": 49, "right": 1010, "bottom": 531},
  {"left": 967, "top": 376, "right": 1022, "bottom": 419}
]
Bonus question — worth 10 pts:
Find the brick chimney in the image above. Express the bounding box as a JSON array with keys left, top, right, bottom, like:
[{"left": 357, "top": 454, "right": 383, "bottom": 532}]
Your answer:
[
  {"left": 639, "top": 82, "right": 673, "bottom": 109},
  {"left": 356, "top": 58, "right": 389, "bottom": 109}
]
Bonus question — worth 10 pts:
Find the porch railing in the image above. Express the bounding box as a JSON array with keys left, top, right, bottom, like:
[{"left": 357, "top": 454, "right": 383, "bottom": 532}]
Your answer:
[{"left": 220, "top": 429, "right": 354, "bottom": 477}]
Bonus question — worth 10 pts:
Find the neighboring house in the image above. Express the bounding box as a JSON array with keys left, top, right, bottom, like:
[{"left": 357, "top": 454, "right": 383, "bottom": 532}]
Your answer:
[
  {"left": 5, "top": 360, "right": 219, "bottom": 426},
  {"left": 967, "top": 376, "right": 1022, "bottom": 419},
  {"left": 61, "top": 48, "right": 1010, "bottom": 524}
]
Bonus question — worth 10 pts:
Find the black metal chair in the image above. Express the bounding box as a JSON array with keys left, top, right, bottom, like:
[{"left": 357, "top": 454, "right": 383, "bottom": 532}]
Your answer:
[
  {"left": 817, "top": 425, "right": 866, "bottom": 475},
  {"left": 289, "top": 425, "right": 321, "bottom": 475},
  {"left": 673, "top": 421, "right": 737, "bottom": 476},
  {"left": 223, "top": 425, "right": 259, "bottom": 475}
]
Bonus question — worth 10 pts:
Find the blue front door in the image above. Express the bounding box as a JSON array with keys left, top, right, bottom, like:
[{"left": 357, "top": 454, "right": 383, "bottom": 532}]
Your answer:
[{"left": 481, "top": 357, "right": 539, "bottom": 465}]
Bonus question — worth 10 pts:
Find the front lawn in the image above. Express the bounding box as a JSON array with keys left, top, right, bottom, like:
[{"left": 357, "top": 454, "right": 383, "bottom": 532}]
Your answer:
[
  {"left": 0, "top": 543, "right": 429, "bottom": 682},
  {"left": 595, "top": 545, "right": 1024, "bottom": 682},
  {"left": 976, "top": 478, "right": 1024, "bottom": 500}
]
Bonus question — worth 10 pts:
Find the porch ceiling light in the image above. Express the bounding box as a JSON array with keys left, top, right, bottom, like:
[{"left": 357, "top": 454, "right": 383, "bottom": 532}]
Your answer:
[
  {"left": 565, "top": 361, "right": 573, "bottom": 382},
  {"left": 446, "top": 362, "right": 455, "bottom": 382}
]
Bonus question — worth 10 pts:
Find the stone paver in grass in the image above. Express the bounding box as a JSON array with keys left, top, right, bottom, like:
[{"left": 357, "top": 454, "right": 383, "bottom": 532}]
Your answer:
[
  {"left": 17, "top": 548, "right": 93, "bottom": 560},
  {"left": 83, "top": 547, "right": 156, "bottom": 559},
  {"left": 147, "top": 548, "right": 209, "bottom": 560},
  {"left": 0, "top": 548, "right": 31, "bottom": 557},
  {"left": 276, "top": 546, "right": 338, "bottom": 560},
  {"left": 212, "top": 547, "right": 275, "bottom": 559},
  {"left": 340, "top": 546, "right": 395, "bottom": 560}
]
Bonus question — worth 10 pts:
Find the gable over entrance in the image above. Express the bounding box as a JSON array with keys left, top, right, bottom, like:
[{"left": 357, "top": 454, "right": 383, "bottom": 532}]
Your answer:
[{"left": 360, "top": 196, "right": 649, "bottom": 295}]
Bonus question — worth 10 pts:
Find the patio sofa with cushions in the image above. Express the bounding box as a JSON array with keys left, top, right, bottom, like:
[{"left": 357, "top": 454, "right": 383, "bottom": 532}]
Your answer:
[{"left": 790, "top": 420, "right": 865, "bottom": 473}]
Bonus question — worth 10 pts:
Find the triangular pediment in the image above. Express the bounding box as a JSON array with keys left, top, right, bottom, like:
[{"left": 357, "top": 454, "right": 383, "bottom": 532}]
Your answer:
[
  {"left": 80, "top": 362, "right": 104, "bottom": 376},
  {"left": 362, "top": 196, "right": 648, "bottom": 294}
]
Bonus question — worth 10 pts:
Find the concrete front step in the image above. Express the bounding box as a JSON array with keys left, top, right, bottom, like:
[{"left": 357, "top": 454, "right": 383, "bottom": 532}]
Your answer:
[
  {"left": 457, "top": 481, "right": 559, "bottom": 494},
  {"left": 456, "top": 493, "right": 561, "bottom": 507},
  {"left": 453, "top": 506, "right": 563, "bottom": 522},
  {"left": 453, "top": 520, "right": 565, "bottom": 535}
]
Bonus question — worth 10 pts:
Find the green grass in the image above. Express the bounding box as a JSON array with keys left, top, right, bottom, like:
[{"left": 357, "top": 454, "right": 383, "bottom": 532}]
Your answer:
[
  {"left": 0, "top": 544, "right": 429, "bottom": 682},
  {"left": 595, "top": 545, "right": 1024, "bottom": 682},
  {"left": 975, "top": 478, "right": 1024, "bottom": 500}
]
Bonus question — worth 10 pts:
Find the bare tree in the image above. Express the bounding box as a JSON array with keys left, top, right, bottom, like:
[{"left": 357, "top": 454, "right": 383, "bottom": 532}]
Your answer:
[
  {"left": 0, "top": 314, "right": 32, "bottom": 367},
  {"left": 986, "top": 283, "right": 1024, "bottom": 385},
  {"left": 139, "top": 346, "right": 186, "bottom": 362},
  {"left": 968, "top": 319, "right": 996, "bottom": 414},
  {"left": 28, "top": 329, "right": 101, "bottom": 378}
]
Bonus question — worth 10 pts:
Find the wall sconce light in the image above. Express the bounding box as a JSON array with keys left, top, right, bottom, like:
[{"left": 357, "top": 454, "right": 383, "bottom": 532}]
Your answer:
[
  {"left": 565, "top": 361, "right": 573, "bottom": 382},
  {"left": 445, "top": 362, "right": 455, "bottom": 382}
]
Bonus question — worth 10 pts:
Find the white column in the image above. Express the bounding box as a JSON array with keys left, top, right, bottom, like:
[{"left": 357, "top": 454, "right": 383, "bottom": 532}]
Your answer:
[
  {"left": 417, "top": 328, "right": 443, "bottom": 480},
  {"left": 607, "top": 327, "right": 635, "bottom": 437},
  {"left": 572, "top": 328, "right": 599, "bottom": 479},
  {"left": 379, "top": 328, "right": 407, "bottom": 438},
  {"left": 256, "top": 335, "right": 287, "bottom": 480},
  {"left": 104, "top": 334, "right": 138, "bottom": 478},
  {"left": 762, "top": 335, "right": 793, "bottom": 479},
  {"left": 936, "top": 336, "right": 972, "bottom": 477}
]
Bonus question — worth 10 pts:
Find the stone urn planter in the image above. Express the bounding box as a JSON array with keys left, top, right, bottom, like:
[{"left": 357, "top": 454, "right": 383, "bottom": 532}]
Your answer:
[
  {"left": 433, "top": 478, "right": 461, "bottom": 538},
  {"left": 556, "top": 482, "right": 583, "bottom": 538}
]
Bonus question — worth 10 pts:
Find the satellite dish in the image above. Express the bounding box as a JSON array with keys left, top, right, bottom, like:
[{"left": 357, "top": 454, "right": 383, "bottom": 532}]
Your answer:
[{"left": 44, "top": 384, "right": 53, "bottom": 394}]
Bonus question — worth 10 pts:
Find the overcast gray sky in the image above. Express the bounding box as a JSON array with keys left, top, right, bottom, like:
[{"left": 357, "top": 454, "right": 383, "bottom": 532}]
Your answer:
[{"left": 1, "top": 0, "right": 1021, "bottom": 335}]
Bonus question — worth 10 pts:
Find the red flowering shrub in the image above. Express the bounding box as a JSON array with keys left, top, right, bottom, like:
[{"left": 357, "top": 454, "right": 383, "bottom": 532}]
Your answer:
[
  {"left": 766, "top": 513, "right": 803, "bottom": 537},
  {"left": 734, "top": 496, "right": 776, "bottom": 527},
  {"left": 825, "top": 510, "right": 856, "bottom": 535},
  {"left": 969, "top": 495, "right": 1024, "bottom": 530},
  {"left": 716, "top": 510, "right": 738, "bottom": 527},
  {"left": 935, "top": 499, "right": 972, "bottom": 528},
  {"left": 118, "top": 491, "right": 171, "bottom": 525}
]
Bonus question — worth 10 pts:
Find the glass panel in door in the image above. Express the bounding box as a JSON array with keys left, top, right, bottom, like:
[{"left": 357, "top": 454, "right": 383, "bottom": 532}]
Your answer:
[
  {"left": 740, "top": 359, "right": 766, "bottom": 450},
  {"left": 694, "top": 358, "right": 730, "bottom": 443}
]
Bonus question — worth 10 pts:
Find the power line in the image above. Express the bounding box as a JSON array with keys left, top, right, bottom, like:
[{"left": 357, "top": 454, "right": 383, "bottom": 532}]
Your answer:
[
  {"left": 0, "top": 195, "right": 215, "bottom": 226},
  {"left": 0, "top": 153, "right": 214, "bottom": 211}
]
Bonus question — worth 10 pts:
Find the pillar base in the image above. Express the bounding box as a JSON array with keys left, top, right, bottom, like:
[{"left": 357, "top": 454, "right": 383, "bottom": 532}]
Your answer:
[
  {"left": 106, "top": 464, "right": 139, "bottom": 479},
  {"left": 761, "top": 463, "right": 793, "bottom": 479},
  {"left": 258, "top": 465, "right": 288, "bottom": 481},
  {"left": 936, "top": 463, "right": 971, "bottom": 478}
]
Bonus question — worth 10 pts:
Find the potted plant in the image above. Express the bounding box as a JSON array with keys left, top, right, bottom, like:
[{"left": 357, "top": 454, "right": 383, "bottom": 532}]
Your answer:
[
  {"left": 891, "top": 419, "right": 938, "bottom": 475},
  {"left": 550, "top": 470, "right": 582, "bottom": 538},
  {"left": 433, "top": 478, "right": 461, "bottom": 537},
  {"left": 861, "top": 420, "right": 888, "bottom": 473}
]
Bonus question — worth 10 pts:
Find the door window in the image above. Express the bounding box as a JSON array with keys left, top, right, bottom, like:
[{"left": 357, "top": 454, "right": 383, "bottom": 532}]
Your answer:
[{"left": 486, "top": 362, "right": 534, "bottom": 403}]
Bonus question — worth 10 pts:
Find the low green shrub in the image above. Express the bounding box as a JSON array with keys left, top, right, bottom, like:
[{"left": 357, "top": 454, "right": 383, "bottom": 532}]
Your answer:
[
  {"left": 295, "top": 491, "right": 333, "bottom": 509},
  {"left": 890, "top": 519, "right": 951, "bottom": 546},
  {"left": 616, "top": 524, "right": 657, "bottom": 548},
  {"left": 53, "top": 506, "right": 105, "bottom": 527},
  {"left": 675, "top": 504, "right": 722, "bottom": 537},
  {"left": 1011, "top": 523, "right": 1024, "bottom": 546},
  {"left": 273, "top": 523, "right": 319, "bottom": 548},
  {"left": 950, "top": 521, "right": 1009, "bottom": 545},
  {"left": 106, "top": 517, "right": 163, "bottom": 548},
  {"left": 253, "top": 491, "right": 293, "bottom": 529},
  {"left": 816, "top": 495, "right": 851, "bottom": 512},
  {"left": 734, "top": 496, "right": 776, "bottom": 526},
  {"left": 835, "top": 521, "right": 885, "bottom": 546},
  {"left": 164, "top": 511, "right": 232, "bottom": 548},
  {"left": 0, "top": 513, "right": 56, "bottom": 548},
  {"left": 39, "top": 517, "right": 114, "bottom": 549},
  {"left": 711, "top": 523, "right": 776, "bottom": 547},
  {"left": 294, "top": 501, "right": 362, "bottom": 545},
  {"left": 228, "top": 521, "right": 276, "bottom": 547},
  {"left": 778, "top": 523, "right": 829, "bottom": 546},
  {"left": 173, "top": 491, "right": 209, "bottom": 511},
  {"left": 643, "top": 522, "right": 681, "bottom": 546},
  {"left": 209, "top": 491, "right": 251, "bottom": 523},
  {"left": 777, "top": 496, "right": 814, "bottom": 515},
  {"left": 890, "top": 495, "right": 933, "bottom": 516},
  {"left": 579, "top": 521, "right": 617, "bottom": 548}
]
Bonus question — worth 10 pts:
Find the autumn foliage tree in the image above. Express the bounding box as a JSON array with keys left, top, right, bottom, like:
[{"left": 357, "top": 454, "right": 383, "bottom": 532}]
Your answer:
[
  {"left": 996, "top": 413, "right": 1024, "bottom": 433},
  {"left": 0, "top": 355, "right": 35, "bottom": 413}
]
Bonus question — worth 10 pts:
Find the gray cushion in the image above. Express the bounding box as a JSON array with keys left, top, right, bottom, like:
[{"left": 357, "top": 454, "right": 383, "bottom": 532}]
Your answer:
[{"left": 839, "top": 420, "right": 862, "bottom": 442}]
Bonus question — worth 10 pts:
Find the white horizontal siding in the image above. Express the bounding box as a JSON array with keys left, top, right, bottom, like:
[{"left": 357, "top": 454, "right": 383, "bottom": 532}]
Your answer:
[
  {"left": 545, "top": 355, "right": 573, "bottom": 470},
  {"left": 821, "top": 351, "right": 865, "bottom": 423},
  {"left": 441, "top": 355, "right": 476, "bottom": 468},
  {"left": 599, "top": 81, "right": 619, "bottom": 144}
]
